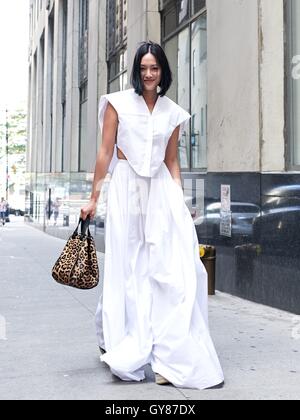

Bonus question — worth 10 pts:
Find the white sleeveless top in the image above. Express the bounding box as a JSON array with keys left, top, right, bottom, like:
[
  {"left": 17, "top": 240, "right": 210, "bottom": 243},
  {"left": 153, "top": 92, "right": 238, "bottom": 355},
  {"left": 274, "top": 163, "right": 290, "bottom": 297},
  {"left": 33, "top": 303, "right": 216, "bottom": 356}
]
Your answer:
[{"left": 98, "top": 88, "right": 191, "bottom": 178}]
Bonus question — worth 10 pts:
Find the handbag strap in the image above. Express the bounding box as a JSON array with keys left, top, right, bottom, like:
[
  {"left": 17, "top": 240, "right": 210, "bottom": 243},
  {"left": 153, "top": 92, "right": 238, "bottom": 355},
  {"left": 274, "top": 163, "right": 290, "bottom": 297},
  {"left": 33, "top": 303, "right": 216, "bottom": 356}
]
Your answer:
[{"left": 73, "top": 216, "right": 92, "bottom": 238}]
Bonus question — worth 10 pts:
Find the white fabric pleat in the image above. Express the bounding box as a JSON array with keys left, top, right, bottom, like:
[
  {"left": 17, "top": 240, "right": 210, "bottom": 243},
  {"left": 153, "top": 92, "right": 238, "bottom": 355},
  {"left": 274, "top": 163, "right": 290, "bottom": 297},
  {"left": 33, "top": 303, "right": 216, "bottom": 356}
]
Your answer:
[{"left": 95, "top": 160, "right": 224, "bottom": 389}]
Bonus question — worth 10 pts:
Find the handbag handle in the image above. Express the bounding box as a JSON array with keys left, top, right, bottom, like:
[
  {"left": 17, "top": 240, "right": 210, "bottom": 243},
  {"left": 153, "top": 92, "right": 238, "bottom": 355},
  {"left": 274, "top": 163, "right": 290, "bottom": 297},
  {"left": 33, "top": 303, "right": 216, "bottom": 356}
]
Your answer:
[{"left": 73, "top": 216, "right": 92, "bottom": 238}]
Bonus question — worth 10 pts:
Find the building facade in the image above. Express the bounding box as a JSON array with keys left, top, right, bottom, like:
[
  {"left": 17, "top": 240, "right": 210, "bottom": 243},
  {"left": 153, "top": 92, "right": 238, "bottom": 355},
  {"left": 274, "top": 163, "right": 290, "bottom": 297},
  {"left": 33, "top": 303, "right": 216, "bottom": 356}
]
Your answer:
[{"left": 27, "top": 0, "right": 300, "bottom": 314}]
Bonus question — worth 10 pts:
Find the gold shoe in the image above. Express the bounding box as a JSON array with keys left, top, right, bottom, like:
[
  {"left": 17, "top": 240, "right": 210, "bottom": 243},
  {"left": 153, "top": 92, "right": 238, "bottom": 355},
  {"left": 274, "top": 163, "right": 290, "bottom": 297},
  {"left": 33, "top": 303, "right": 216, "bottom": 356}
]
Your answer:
[{"left": 155, "top": 373, "right": 170, "bottom": 385}]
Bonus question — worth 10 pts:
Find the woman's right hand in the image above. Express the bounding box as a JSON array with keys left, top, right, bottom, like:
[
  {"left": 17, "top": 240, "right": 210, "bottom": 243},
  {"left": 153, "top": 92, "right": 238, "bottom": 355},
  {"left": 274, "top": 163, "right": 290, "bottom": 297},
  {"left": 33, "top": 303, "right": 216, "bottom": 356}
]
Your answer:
[{"left": 81, "top": 200, "right": 97, "bottom": 221}]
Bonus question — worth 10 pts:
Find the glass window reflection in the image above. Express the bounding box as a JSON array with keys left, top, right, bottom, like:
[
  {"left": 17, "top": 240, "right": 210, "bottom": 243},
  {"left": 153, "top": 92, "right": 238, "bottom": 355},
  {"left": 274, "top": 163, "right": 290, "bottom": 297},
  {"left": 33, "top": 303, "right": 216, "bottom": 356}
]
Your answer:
[
  {"left": 162, "top": 1, "right": 208, "bottom": 171},
  {"left": 165, "top": 29, "right": 191, "bottom": 170},
  {"left": 191, "top": 0, "right": 206, "bottom": 15},
  {"left": 191, "top": 15, "right": 207, "bottom": 170},
  {"left": 178, "top": 29, "right": 191, "bottom": 169},
  {"left": 178, "top": 0, "right": 189, "bottom": 25},
  {"left": 164, "top": 4, "right": 177, "bottom": 37},
  {"left": 289, "top": 0, "right": 300, "bottom": 167}
]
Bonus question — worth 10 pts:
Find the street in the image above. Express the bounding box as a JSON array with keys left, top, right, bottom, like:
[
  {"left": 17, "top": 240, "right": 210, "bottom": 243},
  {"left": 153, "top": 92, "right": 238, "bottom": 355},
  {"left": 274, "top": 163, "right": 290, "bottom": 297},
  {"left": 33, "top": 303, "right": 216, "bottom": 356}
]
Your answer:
[{"left": 0, "top": 218, "right": 300, "bottom": 400}]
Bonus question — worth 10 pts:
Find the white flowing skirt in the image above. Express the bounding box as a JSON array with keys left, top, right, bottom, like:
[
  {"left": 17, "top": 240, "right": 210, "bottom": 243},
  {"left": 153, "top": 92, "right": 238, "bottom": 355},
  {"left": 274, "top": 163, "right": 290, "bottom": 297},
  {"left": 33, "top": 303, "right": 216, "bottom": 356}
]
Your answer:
[{"left": 95, "top": 159, "right": 224, "bottom": 389}]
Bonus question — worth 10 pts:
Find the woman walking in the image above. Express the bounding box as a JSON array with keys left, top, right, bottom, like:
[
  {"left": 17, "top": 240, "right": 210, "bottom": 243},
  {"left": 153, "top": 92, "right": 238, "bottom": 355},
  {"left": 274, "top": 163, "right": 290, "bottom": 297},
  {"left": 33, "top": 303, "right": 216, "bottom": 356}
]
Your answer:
[{"left": 81, "top": 41, "right": 224, "bottom": 390}]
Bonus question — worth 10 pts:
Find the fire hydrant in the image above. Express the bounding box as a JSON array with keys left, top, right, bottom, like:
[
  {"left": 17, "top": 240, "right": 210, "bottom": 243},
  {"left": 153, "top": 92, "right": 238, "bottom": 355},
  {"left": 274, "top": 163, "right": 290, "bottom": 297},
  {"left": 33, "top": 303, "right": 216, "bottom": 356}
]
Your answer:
[{"left": 199, "top": 244, "right": 216, "bottom": 295}]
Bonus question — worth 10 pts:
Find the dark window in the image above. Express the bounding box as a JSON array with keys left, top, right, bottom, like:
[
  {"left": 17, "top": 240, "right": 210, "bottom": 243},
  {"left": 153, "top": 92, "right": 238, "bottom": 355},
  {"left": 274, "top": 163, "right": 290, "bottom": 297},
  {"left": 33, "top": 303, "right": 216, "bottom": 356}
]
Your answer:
[
  {"left": 79, "top": 82, "right": 88, "bottom": 172},
  {"left": 163, "top": 0, "right": 206, "bottom": 38},
  {"left": 79, "top": 0, "right": 89, "bottom": 83},
  {"left": 163, "top": 5, "right": 177, "bottom": 37},
  {"left": 79, "top": 1, "right": 89, "bottom": 171},
  {"left": 62, "top": 0, "right": 68, "bottom": 101},
  {"left": 61, "top": 0, "right": 68, "bottom": 172},
  {"left": 191, "top": 0, "right": 206, "bottom": 15},
  {"left": 49, "top": 12, "right": 54, "bottom": 173},
  {"left": 107, "top": 0, "right": 128, "bottom": 92}
]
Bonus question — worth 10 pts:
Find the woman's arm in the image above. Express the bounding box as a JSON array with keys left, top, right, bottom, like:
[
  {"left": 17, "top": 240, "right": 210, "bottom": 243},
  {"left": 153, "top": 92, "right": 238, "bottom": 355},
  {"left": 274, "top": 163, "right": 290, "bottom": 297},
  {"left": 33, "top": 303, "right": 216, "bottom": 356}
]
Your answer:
[
  {"left": 81, "top": 102, "right": 118, "bottom": 220},
  {"left": 90, "top": 102, "right": 118, "bottom": 203},
  {"left": 164, "top": 125, "right": 183, "bottom": 189}
]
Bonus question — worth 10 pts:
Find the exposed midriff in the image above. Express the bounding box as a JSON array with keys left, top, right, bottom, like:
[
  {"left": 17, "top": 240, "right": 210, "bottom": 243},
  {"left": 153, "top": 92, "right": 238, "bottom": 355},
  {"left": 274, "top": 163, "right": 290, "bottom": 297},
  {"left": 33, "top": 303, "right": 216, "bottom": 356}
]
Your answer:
[{"left": 117, "top": 146, "right": 127, "bottom": 160}]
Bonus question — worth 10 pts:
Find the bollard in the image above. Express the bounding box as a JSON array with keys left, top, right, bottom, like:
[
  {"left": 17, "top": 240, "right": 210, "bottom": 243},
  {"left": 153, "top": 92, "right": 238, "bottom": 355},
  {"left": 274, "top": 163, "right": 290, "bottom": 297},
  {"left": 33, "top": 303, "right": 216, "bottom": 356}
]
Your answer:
[{"left": 199, "top": 244, "right": 216, "bottom": 295}]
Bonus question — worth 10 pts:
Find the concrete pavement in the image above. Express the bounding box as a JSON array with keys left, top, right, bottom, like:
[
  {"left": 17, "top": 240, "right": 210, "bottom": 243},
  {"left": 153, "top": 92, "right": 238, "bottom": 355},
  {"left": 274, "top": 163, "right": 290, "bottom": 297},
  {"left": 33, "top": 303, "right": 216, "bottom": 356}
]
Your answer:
[{"left": 0, "top": 217, "right": 300, "bottom": 400}]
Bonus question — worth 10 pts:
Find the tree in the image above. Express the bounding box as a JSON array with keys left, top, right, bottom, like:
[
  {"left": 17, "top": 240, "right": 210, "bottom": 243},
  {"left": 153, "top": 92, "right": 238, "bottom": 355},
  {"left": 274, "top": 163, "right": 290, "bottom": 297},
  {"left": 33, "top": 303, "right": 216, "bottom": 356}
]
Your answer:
[{"left": 0, "top": 109, "right": 27, "bottom": 169}]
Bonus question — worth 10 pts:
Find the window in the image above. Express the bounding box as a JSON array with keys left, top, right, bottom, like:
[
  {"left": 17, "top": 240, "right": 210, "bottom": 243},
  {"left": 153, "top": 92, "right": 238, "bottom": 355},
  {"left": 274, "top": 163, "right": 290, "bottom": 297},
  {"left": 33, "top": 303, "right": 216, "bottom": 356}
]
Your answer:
[
  {"left": 61, "top": 0, "right": 68, "bottom": 172},
  {"left": 162, "top": 1, "right": 207, "bottom": 171},
  {"left": 49, "top": 13, "right": 55, "bottom": 173},
  {"left": 79, "top": 82, "right": 88, "bottom": 172},
  {"left": 79, "top": 0, "right": 89, "bottom": 171},
  {"left": 40, "top": 33, "right": 45, "bottom": 129},
  {"left": 162, "top": 0, "right": 206, "bottom": 38},
  {"left": 287, "top": 0, "right": 300, "bottom": 168},
  {"left": 191, "top": 0, "right": 206, "bottom": 15},
  {"left": 108, "top": 49, "right": 128, "bottom": 91},
  {"left": 62, "top": 0, "right": 68, "bottom": 100},
  {"left": 79, "top": 0, "right": 89, "bottom": 83},
  {"left": 178, "top": 0, "right": 189, "bottom": 25},
  {"left": 163, "top": 0, "right": 188, "bottom": 38},
  {"left": 165, "top": 29, "right": 191, "bottom": 170},
  {"left": 107, "top": 0, "right": 128, "bottom": 93},
  {"left": 191, "top": 15, "right": 207, "bottom": 169}
]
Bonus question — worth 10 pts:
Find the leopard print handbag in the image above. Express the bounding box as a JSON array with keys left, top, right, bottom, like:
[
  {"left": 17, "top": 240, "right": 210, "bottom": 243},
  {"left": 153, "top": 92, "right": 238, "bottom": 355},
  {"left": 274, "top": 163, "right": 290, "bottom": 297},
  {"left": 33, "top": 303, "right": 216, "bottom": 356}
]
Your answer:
[{"left": 52, "top": 217, "right": 99, "bottom": 290}]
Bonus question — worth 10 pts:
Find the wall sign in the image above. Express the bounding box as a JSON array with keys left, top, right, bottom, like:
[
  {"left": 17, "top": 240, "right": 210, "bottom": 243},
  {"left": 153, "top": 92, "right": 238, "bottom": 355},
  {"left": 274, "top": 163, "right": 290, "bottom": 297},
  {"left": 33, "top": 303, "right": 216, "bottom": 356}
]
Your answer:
[{"left": 220, "top": 185, "right": 232, "bottom": 237}]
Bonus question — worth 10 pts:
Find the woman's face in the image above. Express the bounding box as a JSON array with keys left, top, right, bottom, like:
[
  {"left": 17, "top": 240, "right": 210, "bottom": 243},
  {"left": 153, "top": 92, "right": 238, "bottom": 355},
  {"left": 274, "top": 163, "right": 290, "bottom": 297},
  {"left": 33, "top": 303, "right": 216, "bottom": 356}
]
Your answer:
[{"left": 140, "top": 53, "right": 162, "bottom": 94}]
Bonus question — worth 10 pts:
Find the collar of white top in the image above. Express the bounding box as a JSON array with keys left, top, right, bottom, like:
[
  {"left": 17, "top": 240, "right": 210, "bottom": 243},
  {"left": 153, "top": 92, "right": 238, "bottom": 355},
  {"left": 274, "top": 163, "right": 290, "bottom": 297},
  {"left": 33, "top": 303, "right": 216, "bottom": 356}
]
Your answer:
[{"left": 132, "top": 89, "right": 161, "bottom": 116}]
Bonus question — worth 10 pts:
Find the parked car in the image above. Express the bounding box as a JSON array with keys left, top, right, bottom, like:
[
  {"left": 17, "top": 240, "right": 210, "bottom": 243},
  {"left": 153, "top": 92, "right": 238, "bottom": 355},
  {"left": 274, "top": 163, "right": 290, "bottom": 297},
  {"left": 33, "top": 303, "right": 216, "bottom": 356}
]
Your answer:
[
  {"left": 196, "top": 201, "right": 260, "bottom": 241},
  {"left": 9, "top": 207, "right": 25, "bottom": 217}
]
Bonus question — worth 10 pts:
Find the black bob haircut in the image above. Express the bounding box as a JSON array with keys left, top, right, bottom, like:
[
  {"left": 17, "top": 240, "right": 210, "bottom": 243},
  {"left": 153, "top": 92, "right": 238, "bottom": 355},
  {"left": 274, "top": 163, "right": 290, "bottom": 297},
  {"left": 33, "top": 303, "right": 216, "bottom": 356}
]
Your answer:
[{"left": 130, "top": 41, "right": 173, "bottom": 97}]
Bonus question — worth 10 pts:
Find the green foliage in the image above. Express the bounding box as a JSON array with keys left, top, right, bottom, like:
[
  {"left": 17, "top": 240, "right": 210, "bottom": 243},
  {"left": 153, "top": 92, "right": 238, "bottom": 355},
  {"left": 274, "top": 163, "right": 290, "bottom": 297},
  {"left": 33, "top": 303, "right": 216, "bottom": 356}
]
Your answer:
[{"left": 0, "top": 109, "right": 27, "bottom": 168}]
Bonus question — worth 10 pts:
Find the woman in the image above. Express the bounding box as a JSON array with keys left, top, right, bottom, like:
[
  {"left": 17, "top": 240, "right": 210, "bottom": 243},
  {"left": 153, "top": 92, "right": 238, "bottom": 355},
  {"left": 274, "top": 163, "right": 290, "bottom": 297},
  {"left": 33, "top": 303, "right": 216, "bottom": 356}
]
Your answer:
[
  {"left": 53, "top": 198, "right": 61, "bottom": 226},
  {"left": 81, "top": 41, "right": 224, "bottom": 390}
]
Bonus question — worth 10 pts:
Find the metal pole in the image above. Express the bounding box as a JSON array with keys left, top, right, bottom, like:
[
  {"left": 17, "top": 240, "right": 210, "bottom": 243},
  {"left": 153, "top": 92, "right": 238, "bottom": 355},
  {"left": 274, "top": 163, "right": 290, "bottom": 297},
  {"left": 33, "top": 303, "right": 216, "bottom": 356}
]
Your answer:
[{"left": 5, "top": 109, "right": 9, "bottom": 202}]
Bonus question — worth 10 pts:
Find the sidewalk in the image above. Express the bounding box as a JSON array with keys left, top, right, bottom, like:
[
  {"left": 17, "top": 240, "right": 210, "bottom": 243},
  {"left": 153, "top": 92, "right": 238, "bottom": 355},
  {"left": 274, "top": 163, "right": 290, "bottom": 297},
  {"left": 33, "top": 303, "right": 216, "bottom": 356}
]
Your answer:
[{"left": 0, "top": 218, "right": 299, "bottom": 400}]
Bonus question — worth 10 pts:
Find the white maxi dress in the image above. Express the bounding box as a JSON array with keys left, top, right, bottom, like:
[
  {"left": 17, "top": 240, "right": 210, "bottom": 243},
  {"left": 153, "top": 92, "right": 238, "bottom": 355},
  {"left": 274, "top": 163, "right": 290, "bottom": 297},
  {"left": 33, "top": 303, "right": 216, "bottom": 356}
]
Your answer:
[{"left": 95, "top": 88, "right": 224, "bottom": 390}]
